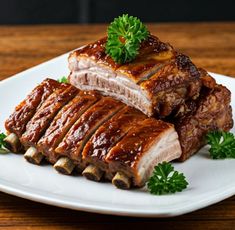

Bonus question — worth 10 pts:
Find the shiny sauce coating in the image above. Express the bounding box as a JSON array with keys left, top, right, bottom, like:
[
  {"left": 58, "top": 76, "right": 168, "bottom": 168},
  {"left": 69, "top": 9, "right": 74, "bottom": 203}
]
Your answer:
[
  {"left": 5, "top": 79, "right": 60, "bottom": 136},
  {"left": 20, "top": 84, "right": 78, "bottom": 147},
  {"left": 55, "top": 97, "right": 124, "bottom": 160},
  {"left": 83, "top": 106, "right": 146, "bottom": 161},
  {"left": 106, "top": 118, "right": 173, "bottom": 168}
]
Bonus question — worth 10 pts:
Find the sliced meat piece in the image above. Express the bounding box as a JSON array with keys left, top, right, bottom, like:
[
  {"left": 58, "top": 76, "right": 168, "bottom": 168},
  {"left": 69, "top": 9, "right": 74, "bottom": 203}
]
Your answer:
[
  {"left": 5, "top": 78, "right": 60, "bottom": 137},
  {"left": 4, "top": 78, "right": 60, "bottom": 152},
  {"left": 68, "top": 35, "right": 201, "bottom": 117},
  {"left": 37, "top": 90, "right": 101, "bottom": 164},
  {"left": 82, "top": 106, "right": 146, "bottom": 180},
  {"left": 55, "top": 97, "right": 124, "bottom": 167},
  {"left": 106, "top": 118, "right": 182, "bottom": 188},
  {"left": 20, "top": 83, "right": 78, "bottom": 149},
  {"left": 175, "top": 83, "right": 233, "bottom": 161}
]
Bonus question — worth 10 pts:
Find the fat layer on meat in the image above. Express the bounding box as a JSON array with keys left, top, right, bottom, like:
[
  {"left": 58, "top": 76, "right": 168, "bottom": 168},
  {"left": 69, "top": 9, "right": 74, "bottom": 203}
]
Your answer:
[
  {"left": 106, "top": 118, "right": 182, "bottom": 187},
  {"left": 68, "top": 35, "right": 201, "bottom": 117}
]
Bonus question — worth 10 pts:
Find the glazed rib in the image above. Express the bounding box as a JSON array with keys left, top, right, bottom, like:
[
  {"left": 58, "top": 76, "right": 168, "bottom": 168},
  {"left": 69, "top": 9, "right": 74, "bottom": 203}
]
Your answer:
[
  {"left": 82, "top": 106, "right": 146, "bottom": 180},
  {"left": 55, "top": 97, "right": 124, "bottom": 169},
  {"left": 106, "top": 118, "right": 182, "bottom": 188},
  {"left": 37, "top": 90, "right": 101, "bottom": 164},
  {"left": 20, "top": 83, "right": 78, "bottom": 149},
  {"left": 68, "top": 35, "right": 201, "bottom": 117},
  {"left": 4, "top": 78, "right": 60, "bottom": 152}
]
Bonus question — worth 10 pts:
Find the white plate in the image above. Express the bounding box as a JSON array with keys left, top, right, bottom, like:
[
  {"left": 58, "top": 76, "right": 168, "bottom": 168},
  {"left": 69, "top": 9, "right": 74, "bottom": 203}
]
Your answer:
[{"left": 0, "top": 53, "right": 234, "bottom": 217}]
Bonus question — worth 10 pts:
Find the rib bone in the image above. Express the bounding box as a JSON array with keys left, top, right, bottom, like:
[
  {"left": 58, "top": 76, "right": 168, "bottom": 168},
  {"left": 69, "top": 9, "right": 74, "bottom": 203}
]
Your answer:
[
  {"left": 82, "top": 164, "right": 103, "bottom": 181},
  {"left": 4, "top": 133, "right": 22, "bottom": 153},
  {"left": 54, "top": 157, "right": 75, "bottom": 175},
  {"left": 24, "top": 147, "right": 44, "bottom": 165}
]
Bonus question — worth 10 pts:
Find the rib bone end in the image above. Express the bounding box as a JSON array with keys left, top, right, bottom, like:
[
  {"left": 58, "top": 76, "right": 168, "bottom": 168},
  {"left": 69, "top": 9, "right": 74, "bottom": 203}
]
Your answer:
[
  {"left": 4, "top": 133, "right": 21, "bottom": 153},
  {"left": 54, "top": 157, "right": 75, "bottom": 175},
  {"left": 24, "top": 147, "right": 44, "bottom": 165},
  {"left": 82, "top": 164, "right": 103, "bottom": 181},
  {"left": 112, "top": 172, "right": 131, "bottom": 189}
]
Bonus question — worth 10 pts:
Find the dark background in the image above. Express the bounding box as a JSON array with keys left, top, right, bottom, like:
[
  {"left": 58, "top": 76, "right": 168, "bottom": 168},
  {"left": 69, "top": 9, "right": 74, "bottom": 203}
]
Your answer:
[{"left": 0, "top": 0, "right": 235, "bottom": 24}]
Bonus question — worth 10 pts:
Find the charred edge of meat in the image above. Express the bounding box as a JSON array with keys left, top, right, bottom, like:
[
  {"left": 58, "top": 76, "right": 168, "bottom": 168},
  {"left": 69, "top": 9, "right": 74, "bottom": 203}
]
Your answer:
[
  {"left": 82, "top": 164, "right": 103, "bottom": 181},
  {"left": 54, "top": 157, "right": 75, "bottom": 175},
  {"left": 24, "top": 147, "right": 44, "bottom": 165},
  {"left": 4, "top": 133, "right": 22, "bottom": 153},
  {"left": 112, "top": 172, "right": 131, "bottom": 189}
]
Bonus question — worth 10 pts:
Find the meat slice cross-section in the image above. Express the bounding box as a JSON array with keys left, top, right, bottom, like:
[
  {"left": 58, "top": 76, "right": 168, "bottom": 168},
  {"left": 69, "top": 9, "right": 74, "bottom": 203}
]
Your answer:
[
  {"left": 68, "top": 35, "right": 201, "bottom": 117},
  {"left": 106, "top": 118, "right": 182, "bottom": 188}
]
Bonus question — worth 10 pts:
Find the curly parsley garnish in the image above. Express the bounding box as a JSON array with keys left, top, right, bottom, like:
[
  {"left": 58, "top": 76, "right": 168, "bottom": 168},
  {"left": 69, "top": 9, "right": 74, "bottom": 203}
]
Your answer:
[
  {"left": 207, "top": 131, "right": 235, "bottom": 159},
  {"left": 147, "top": 162, "right": 188, "bottom": 195},
  {"left": 105, "top": 14, "right": 149, "bottom": 64},
  {"left": 58, "top": 76, "right": 68, "bottom": 83},
  {"left": 0, "top": 133, "right": 9, "bottom": 154}
]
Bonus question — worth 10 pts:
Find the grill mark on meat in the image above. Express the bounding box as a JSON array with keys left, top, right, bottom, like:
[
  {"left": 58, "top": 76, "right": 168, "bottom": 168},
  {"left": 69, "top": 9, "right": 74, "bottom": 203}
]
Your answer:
[
  {"left": 55, "top": 97, "right": 124, "bottom": 164},
  {"left": 37, "top": 90, "right": 101, "bottom": 164},
  {"left": 5, "top": 79, "right": 60, "bottom": 137},
  {"left": 20, "top": 84, "right": 78, "bottom": 148}
]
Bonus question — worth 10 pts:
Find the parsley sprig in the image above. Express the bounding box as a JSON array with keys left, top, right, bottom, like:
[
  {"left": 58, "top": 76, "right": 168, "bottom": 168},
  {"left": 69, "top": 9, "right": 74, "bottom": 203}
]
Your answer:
[
  {"left": 147, "top": 162, "right": 188, "bottom": 195},
  {"left": 105, "top": 14, "right": 149, "bottom": 64},
  {"left": 207, "top": 131, "right": 235, "bottom": 159},
  {"left": 0, "top": 133, "right": 9, "bottom": 154},
  {"left": 58, "top": 76, "right": 68, "bottom": 83}
]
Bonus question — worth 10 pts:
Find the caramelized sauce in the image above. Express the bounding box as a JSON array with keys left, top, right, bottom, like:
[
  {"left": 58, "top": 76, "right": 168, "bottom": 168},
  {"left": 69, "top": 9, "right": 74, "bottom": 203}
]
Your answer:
[{"left": 106, "top": 119, "right": 172, "bottom": 168}]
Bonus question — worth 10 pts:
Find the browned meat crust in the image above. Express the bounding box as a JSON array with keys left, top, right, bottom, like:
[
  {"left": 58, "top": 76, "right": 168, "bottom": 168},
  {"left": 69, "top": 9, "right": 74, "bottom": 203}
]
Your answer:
[
  {"left": 37, "top": 90, "right": 100, "bottom": 163},
  {"left": 5, "top": 79, "right": 60, "bottom": 137},
  {"left": 20, "top": 84, "right": 78, "bottom": 149},
  {"left": 82, "top": 106, "right": 146, "bottom": 178},
  {"left": 175, "top": 82, "right": 233, "bottom": 161},
  {"left": 106, "top": 118, "right": 181, "bottom": 187},
  {"left": 55, "top": 97, "right": 124, "bottom": 165},
  {"left": 68, "top": 35, "right": 201, "bottom": 117},
  {"left": 73, "top": 35, "right": 175, "bottom": 81}
]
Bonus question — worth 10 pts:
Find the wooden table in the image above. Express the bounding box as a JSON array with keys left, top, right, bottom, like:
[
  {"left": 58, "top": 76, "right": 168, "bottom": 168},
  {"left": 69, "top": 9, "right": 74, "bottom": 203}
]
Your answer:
[{"left": 0, "top": 23, "right": 235, "bottom": 229}]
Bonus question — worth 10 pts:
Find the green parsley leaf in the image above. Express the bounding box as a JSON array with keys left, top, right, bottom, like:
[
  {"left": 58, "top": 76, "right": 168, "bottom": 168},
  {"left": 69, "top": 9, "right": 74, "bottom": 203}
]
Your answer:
[
  {"left": 207, "top": 131, "right": 235, "bottom": 159},
  {"left": 0, "top": 133, "right": 7, "bottom": 149},
  {"left": 58, "top": 76, "right": 68, "bottom": 83},
  {"left": 105, "top": 14, "right": 149, "bottom": 64},
  {"left": 147, "top": 162, "right": 188, "bottom": 195},
  {"left": 0, "top": 132, "right": 9, "bottom": 153}
]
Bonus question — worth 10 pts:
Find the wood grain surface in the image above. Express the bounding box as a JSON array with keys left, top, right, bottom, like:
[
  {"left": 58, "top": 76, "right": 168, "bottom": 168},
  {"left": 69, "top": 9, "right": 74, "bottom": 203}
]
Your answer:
[{"left": 0, "top": 23, "right": 235, "bottom": 229}]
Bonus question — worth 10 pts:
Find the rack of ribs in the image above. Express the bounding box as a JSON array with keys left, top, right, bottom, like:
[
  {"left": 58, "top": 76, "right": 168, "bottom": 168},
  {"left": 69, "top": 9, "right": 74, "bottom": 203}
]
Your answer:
[
  {"left": 68, "top": 35, "right": 201, "bottom": 117},
  {"left": 4, "top": 75, "right": 233, "bottom": 189}
]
